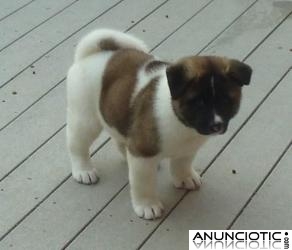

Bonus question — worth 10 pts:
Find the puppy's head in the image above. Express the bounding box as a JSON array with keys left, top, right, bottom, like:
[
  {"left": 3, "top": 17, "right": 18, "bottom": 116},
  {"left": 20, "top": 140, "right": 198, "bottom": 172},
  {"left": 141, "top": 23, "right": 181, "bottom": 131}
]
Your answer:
[{"left": 166, "top": 56, "right": 252, "bottom": 135}]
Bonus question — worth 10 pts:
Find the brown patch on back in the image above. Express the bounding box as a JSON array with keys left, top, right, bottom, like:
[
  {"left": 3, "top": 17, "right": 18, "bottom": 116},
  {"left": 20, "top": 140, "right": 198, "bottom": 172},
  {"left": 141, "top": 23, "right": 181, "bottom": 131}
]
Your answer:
[
  {"left": 100, "top": 49, "right": 153, "bottom": 136},
  {"left": 128, "top": 77, "right": 160, "bottom": 157}
]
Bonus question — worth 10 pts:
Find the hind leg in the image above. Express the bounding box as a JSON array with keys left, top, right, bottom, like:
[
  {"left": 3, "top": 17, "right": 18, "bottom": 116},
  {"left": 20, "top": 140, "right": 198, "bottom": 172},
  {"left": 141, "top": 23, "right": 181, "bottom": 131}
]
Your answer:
[{"left": 67, "top": 109, "right": 102, "bottom": 184}]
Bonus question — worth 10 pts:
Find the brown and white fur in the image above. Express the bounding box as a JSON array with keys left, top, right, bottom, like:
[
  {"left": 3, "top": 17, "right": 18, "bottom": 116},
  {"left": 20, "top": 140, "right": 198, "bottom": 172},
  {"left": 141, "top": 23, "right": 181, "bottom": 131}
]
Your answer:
[{"left": 66, "top": 29, "right": 252, "bottom": 220}]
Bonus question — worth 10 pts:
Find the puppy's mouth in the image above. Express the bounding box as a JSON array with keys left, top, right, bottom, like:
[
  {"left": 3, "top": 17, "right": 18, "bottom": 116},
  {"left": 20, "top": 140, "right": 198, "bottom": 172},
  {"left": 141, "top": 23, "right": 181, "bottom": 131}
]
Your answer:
[
  {"left": 213, "top": 128, "right": 226, "bottom": 135},
  {"left": 215, "top": 125, "right": 227, "bottom": 135},
  {"left": 196, "top": 124, "right": 228, "bottom": 136},
  {"left": 197, "top": 130, "right": 225, "bottom": 136}
]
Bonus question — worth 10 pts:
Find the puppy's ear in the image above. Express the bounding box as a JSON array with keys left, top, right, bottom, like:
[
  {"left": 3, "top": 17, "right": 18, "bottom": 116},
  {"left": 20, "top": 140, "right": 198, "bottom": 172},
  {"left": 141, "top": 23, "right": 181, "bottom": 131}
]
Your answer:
[
  {"left": 227, "top": 60, "right": 252, "bottom": 86},
  {"left": 166, "top": 64, "right": 189, "bottom": 99}
]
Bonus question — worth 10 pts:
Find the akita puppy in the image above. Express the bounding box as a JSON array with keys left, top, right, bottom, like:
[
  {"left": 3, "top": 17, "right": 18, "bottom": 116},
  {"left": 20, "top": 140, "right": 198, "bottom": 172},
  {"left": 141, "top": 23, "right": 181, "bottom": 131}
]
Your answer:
[{"left": 66, "top": 29, "right": 252, "bottom": 220}]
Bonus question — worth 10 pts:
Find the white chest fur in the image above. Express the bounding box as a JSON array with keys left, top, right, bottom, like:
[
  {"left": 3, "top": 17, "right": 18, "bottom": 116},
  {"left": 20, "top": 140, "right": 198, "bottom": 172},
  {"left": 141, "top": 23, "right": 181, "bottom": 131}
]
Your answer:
[{"left": 154, "top": 75, "right": 208, "bottom": 158}]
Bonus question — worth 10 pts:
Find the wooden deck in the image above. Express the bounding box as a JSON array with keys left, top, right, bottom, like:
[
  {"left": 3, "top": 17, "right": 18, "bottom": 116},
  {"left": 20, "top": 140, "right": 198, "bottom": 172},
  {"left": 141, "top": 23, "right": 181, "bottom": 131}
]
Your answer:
[{"left": 0, "top": 0, "right": 291, "bottom": 249}]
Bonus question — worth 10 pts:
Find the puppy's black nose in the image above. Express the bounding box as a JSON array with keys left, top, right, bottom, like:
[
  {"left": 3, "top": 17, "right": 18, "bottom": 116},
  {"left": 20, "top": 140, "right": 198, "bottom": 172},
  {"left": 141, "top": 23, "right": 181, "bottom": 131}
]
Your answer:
[{"left": 210, "top": 122, "right": 223, "bottom": 133}]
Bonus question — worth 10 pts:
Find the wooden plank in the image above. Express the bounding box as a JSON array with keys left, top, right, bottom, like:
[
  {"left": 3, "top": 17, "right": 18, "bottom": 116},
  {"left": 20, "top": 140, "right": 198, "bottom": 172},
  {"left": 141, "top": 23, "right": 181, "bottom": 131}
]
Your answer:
[
  {"left": 0, "top": 0, "right": 167, "bottom": 179},
  {"left": 154, "top": 0, "right": 291, "bottom": 60},
  {"left": 0, "top": 0, "right": 34, "bottom": 21},
  {"left": 0, "top": 0, "right": 258, "bottom": 248},
  {"left": 0, "top": 129, "right": 109, "bottom": 238},
  {"left": 0, "top": 84, "right": 66, "bottom": 180},
  {"left": 64, "top": 2, "right": 292, "bottom": 249},
  {"left": 0, "top": 141, "right": 128, "bottom": 249},
  {"left": 0, "top": 0, "right": 121, "bottom": 88},
  {"left": 201, "top": 0, "right": 292, "bottom": 59},
  {"left": 0, "top": 0, "right": 78, "bottom": 51},
  {"left": 232, "top": 145, "right": 292, "bottom": 229},
  {"left": 129, "top": 0, "right": 213, "bottom": 50},
  {"left": 0, "top": 0, "right": 209, "bottom": 130}
]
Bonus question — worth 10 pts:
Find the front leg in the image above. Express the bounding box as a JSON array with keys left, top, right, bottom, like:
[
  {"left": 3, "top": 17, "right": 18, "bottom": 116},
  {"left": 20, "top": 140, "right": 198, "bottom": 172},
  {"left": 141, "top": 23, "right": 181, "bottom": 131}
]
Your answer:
[
  {"left": 127, "top": 151, "right": 164, "bottom": 220},
  {"left": 170, "top": 155, "right": 201, "bottom": 190}
]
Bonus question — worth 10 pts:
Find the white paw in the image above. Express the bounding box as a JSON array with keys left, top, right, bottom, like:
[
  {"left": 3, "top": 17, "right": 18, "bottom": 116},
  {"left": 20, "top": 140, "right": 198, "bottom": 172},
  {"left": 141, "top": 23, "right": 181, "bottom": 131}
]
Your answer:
[
  {"left": 72, "top": 168, "right": 99, "bottom": 185},
  {"left": 132, "top": 198, "right": 164, "bottom": 220},
  {"left": 172, "top": 169, "right": 202, "bottom": 190}
]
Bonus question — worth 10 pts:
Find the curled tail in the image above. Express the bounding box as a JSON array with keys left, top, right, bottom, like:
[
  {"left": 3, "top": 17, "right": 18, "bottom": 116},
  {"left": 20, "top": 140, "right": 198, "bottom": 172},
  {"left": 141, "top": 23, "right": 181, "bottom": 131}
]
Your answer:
[{"left": 74, "top": 29, "right": 149, "bottom": 62}]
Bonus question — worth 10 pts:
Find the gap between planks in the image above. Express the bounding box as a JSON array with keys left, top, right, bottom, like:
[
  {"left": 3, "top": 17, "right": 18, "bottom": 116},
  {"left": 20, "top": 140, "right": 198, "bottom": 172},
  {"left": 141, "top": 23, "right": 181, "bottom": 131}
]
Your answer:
[
  {"left": 227, "top": 137, "right": 292, "bottom": 229},
  {"left": 0, "top": 0, "right": 36, "bottom": 22}
]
